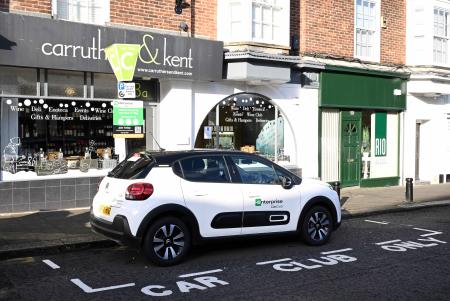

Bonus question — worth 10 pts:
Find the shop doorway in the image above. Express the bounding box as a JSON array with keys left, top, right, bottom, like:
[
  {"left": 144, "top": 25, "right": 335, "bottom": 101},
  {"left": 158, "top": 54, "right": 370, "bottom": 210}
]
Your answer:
[
  {"left": 340, "top": 111, "right": 361, "bottom": 187},
  {"left": 126, "top": 105, "right": 159, "bottom": 154}
]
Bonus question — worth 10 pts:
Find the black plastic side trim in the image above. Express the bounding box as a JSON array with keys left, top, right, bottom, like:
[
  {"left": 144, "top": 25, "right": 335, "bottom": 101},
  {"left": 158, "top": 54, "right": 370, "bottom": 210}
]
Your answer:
[{"left": 211, "top": 212, "right": 243, "bottom": 228}]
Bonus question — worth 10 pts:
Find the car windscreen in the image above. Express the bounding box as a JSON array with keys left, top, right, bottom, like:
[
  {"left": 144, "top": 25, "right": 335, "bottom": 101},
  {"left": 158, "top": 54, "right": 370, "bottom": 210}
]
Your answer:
[{"left": 107, "top": 153, "right": 154, "bottom": 179}]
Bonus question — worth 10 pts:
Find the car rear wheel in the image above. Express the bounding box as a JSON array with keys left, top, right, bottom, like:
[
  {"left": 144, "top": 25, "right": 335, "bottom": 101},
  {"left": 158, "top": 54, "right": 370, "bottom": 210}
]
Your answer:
[
  {"left": 143, "top": 217, "right": 191, "bottom": 266},
  {"left": 301, "top": 206, "right": 333, "bottom": 246}
]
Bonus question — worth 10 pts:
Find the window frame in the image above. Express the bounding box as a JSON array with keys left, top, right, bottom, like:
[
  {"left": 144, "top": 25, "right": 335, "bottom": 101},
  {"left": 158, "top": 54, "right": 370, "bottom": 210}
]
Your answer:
[
  {"left": 52, "top": 0, "right": 110, "bottom": 25},
  {"left": 433, "top": 7, "right": 450, "bottom": 65},
  {"left": 354, "top": 0, "right": 381, "bottom": 63},
  {"left": 176, "top": 155, "right": 233, "bottom": 184},
  {"left": 227, "top": 154, "right": 281, "bottom": 185},
  {"left": 218, "top": 0, "right": 290, "bottom": 47}
]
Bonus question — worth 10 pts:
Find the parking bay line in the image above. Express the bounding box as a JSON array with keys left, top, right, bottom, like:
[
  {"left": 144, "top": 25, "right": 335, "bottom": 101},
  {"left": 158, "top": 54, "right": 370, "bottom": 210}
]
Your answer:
[
  {"left": 375, "top": 239, "right": 401, "bottom": 246},
  {"left": 42, "top": 259, "right": 60, "bottom": 269},
  {"left": 364, "top": 220, "right": 389, "bottom": 225},
  {"left": 178, "top": 269, "right": 224, "bottom": 278},
  {"left": 256, "top": 258, "right": 292, "bottom": 265},
  {"left": 71, "top": 279, "right": 135, "bottom": 293}
]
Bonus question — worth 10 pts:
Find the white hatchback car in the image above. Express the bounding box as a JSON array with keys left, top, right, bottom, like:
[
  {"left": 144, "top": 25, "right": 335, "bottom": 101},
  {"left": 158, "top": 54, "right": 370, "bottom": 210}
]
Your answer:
[{"left": 91, "top": 150, "right": 341, "bottom": 266}]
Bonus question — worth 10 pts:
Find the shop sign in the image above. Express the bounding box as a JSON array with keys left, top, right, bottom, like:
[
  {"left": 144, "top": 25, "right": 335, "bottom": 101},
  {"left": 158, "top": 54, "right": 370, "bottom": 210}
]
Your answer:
[
  {"left": 113, "top": 100, "right": 144, "bottom": 138},
  {"left": 105, "top": 44, "right": 140, "bottom": 82},
  {"left": 375, "top": 112, "right": 387, "bottom": 157},
  {"left": 0, "top": 12, "right": 223, "bottom": 81},
  {"left": 117, "top": 82, "right": 136, "bottom": 99}
]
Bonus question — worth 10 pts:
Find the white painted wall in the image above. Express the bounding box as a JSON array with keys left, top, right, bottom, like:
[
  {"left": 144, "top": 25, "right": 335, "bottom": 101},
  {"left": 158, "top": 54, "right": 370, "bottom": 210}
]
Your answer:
[
  {"left": 407, "top": 0, "right": 450, "bottom": 66},
  {"left": 157, "top": 80, "right": 319, "bottom": 178},
  {"left": 404, "top": 94, "right": 450, "bottom": 183}
]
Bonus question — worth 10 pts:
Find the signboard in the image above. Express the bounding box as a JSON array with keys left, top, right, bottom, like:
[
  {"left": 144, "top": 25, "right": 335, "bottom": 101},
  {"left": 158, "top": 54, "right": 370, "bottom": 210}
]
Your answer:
[
  {"left": 117, "top": 82, "right": 136, "bottom": 98},
  {"left": 0, "top": 12, "right": 223, "bottom": 81},
  {"left": 204, "top": 126, "right": 213, "bottom": 139},
  {"left": 375, "top": 112, "right": 387, "bottom": 157},
  {"left": 105, "top": 44, "right": 140, "bottom": 82},
  {"left": 113, "top": 100, "right": 144, "bottom": 138}
]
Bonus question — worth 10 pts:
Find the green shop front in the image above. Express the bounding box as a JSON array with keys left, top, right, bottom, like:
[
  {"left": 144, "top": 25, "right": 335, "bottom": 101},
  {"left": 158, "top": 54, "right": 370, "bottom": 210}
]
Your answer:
[{"left": 319, "top": 68, "right": 408, "bottom": 187}]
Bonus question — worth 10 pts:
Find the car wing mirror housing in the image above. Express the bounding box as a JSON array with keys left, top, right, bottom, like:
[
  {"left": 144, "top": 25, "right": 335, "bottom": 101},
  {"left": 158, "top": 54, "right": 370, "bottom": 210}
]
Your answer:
[{"left": 281, "top": 176, "right": 293, "bottom": 189}]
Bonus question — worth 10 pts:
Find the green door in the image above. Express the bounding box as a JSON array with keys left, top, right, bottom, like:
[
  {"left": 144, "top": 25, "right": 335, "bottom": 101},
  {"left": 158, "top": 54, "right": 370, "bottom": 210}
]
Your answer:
[{"left": 340, "top": 111, "right": 361, "bottom": 187}]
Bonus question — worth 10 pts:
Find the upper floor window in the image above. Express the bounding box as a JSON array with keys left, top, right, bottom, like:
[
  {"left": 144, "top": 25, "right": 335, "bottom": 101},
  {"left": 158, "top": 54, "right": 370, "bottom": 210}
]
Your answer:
[
  {"left": 433, "top": 8, "right": 449, "bottom": 64},
  {"left": 53, "top": 0, "right": 110, "bottom": 25},
  {"left": 354, "top": 0, "right": 380, "bottom": 62},
  {"left": 218, "top": 0, "right": 290, "bottom": 47}
]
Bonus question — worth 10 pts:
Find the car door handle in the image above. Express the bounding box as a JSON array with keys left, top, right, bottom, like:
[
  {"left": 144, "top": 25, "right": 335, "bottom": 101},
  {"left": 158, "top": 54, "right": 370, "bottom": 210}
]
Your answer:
[
  {"left": 194, "top": 192, "right": 208, "bottom": 197},
  {"left": 269, "top": 215, "right": 288, "bottom": 222}
]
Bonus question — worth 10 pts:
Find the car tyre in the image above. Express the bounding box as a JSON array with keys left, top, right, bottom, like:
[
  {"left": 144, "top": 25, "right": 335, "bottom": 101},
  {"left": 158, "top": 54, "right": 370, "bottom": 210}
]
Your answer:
[
  {"left": 143, "top": 216, "right": 191, "bottom": 266},
  {"left": 301, "top": 206, "right": 333, "bottom": 246}
]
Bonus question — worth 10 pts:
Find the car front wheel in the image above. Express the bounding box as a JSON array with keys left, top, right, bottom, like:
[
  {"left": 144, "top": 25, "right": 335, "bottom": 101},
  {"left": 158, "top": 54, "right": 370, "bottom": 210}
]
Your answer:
[
  {"left": 143, "top": 217, "right": 191, "bottom": 266},
  {"left": 301, "top": 206, "right": 333, "bottom": 246}
]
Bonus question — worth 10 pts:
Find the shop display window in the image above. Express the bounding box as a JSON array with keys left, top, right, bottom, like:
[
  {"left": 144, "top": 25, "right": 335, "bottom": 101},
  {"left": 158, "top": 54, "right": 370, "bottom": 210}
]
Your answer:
[
  {"left": 1, "top": 97, "right": 116, "bottom": 180},
  {"left": 47, "top": 70, "right": 85, "bottom": 97},
  {"left": 195, "top": 93, "right": 294, "bottom": 165},
  {"left": 0, "top": 66, "right": 37, "bottom": 96},
  {"left": 361, "top": 111, "right": 399, "bottom": 179}
]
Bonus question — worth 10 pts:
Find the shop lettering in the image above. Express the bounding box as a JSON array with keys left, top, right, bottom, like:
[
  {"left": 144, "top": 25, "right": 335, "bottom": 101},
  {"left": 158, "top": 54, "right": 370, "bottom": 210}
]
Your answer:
[
  {"left": 41, "top": 29, "right": 105, "bottom": 60},
  {"left": 139, "top": 34, "right": 193, "bottom": 68},
  {"left": 31, "top": 114, "right": 44, "bottom": 120},
  {"left": 9, "top": 106, "right": 24, "bottom": 112},
  {"left": 80, "top": 115, "right": 102, "bottom": 121},
  {"left": 375, "top": 138, "right": 387, "bottom": 156},
  {"left": 48, "top": 107, "right": 68, "bottom": 113}
]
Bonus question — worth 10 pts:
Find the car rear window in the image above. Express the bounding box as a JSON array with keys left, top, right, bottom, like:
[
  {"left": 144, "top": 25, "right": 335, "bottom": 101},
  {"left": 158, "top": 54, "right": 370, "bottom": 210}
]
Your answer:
[{"left": 107, "top": 153, "right": 154, "bottom": 179}]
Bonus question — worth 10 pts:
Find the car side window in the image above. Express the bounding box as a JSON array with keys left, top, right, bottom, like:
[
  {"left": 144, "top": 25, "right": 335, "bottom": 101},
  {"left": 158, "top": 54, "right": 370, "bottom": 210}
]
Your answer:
[
  {"left": 179, "top": 156, "right": 231, "bottom": 183},
  {"left": 229, "top": 155, "right": 279, "bottom": 185}
]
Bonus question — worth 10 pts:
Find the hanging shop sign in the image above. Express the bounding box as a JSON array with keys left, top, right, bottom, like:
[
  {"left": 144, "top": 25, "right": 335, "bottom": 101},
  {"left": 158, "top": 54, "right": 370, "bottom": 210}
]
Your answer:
[
  {"left": 0, "top": 12, "right": 223, "bottom": 81},
  {"left": 375, "top": 112, "right": 387, "bottom": 157},
  {"left": 105, "top": 44, "right": 140, "bottom": 82},
  {"left": 113, "top": 100, "right": 144, "bottom": 138}
]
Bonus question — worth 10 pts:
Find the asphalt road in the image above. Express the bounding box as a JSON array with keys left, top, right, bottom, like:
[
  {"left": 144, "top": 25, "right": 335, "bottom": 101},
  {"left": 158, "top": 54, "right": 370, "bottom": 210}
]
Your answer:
[{"left": 1, "top": 206, "right": 449, "bottom": 301}]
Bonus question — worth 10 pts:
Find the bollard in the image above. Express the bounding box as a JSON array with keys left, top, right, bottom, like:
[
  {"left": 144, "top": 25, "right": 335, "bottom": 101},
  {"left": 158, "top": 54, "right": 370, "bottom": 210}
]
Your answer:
[
  {"left": 332, "top": 181, "right": 341, "bottom": 200},
  {"left": 405, "top": 178, "right": 414, "bottom": 202}
]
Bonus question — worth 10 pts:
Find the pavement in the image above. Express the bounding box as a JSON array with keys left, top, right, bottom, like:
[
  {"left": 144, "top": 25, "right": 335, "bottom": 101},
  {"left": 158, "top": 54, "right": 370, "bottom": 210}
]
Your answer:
[{"left": 0, "top": 182, "right": 449, "bottom": 260}]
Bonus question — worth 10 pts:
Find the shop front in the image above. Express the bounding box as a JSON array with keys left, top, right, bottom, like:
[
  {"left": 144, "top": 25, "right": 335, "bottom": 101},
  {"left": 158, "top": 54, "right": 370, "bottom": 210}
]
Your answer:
[
  {"left": 195, "top": 92, "right": 293, "bottom": 164},
  {"left": 319, "top": 68, "right": 408, "bottom": 187},
  {"left": 0, "top": 12, "right": 222, "bottom": 212}
]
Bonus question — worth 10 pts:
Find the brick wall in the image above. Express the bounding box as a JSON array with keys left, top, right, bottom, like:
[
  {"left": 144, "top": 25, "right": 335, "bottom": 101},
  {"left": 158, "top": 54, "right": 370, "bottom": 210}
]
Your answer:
[
  {"left": 299, "top": 0, "right": 405, "bottom": 65},
  {"left": 110, "top": 0, "right": 216, "bottom": 39},
  {"left": 381, "top": 0, "right": 405, "bottom": 65},
  {"left": 0, "top": 0, "right": 51, "bottom": 14},
  {"left": 290, "top": 0, "right": 300, "bottom": 54},
  {"left": 0, "top": 0, "right": 217, "bottom": 39}
]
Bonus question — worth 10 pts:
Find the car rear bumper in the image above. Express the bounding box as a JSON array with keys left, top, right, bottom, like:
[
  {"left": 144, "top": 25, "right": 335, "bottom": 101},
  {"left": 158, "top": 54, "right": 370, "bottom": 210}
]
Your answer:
[{"left": 90, "top": 210, "right": 141, "bottom": 247}]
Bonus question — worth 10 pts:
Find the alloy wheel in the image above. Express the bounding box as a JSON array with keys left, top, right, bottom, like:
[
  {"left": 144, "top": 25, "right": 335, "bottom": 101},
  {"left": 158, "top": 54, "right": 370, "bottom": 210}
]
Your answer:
[
  {"left": 152, "top": 224, "right": 185, "bottom": 260},
  {"left": 307, "top": 211, "right": 330, "bottom": 241}
]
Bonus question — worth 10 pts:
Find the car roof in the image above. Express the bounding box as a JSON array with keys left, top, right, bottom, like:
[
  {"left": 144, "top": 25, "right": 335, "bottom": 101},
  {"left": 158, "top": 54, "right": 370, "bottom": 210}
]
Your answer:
[{"left": 144, "top": 149, "right": 250, "bottom": 165}]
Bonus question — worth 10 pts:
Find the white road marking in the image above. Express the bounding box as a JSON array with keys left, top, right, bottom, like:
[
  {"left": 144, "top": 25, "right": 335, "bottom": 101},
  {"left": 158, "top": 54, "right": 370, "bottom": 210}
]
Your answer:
[
  {"left": 178, "top": 269, "right": 223, "bottom": 278},
  {"left": 375, "top": 239, "right": 401, "bottom": 245},
  {"left": 71, "top": 278, "right": 135, "bottom": 293},
  {"left": 256, "top": 258, "right": 292, "bottom": 265},
  {"left": 413, "top": 228, "right": 443, "bottom": 236},
  {"left": 42, "top": 259, "right": 60, "bottom": 269},
  {"left": 364, "top": 219, "right": 389, "bottom": 225},
  {"left": 320, "top": 248, "right": 353, "bottom": 255}
]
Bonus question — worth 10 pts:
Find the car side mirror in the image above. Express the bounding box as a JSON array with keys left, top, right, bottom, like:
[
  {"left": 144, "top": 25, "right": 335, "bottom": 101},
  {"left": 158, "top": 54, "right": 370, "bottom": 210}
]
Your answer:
[{"left": 280, "top": 176, "right": 293, "bottom": 189}]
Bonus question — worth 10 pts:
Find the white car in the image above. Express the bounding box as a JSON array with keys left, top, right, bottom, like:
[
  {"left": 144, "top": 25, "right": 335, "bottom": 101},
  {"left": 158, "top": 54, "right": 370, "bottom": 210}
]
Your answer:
[{"left": 90, "top": 150, "right": 341, "bottom": 266}]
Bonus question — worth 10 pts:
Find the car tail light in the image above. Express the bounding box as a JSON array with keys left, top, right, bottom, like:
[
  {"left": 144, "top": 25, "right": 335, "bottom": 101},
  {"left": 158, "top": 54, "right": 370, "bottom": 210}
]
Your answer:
[{"left": 125, "top": 183, "right": 154, "bottom": 200}]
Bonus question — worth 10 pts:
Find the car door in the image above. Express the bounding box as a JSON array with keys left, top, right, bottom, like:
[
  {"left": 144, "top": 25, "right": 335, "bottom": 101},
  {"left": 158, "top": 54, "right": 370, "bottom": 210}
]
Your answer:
[
  {"left": 227, "top": 154, "right": 301, "bottom": 235},
  {"left": 178, "top": 155, "right": 244, "bottom": 238}
]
